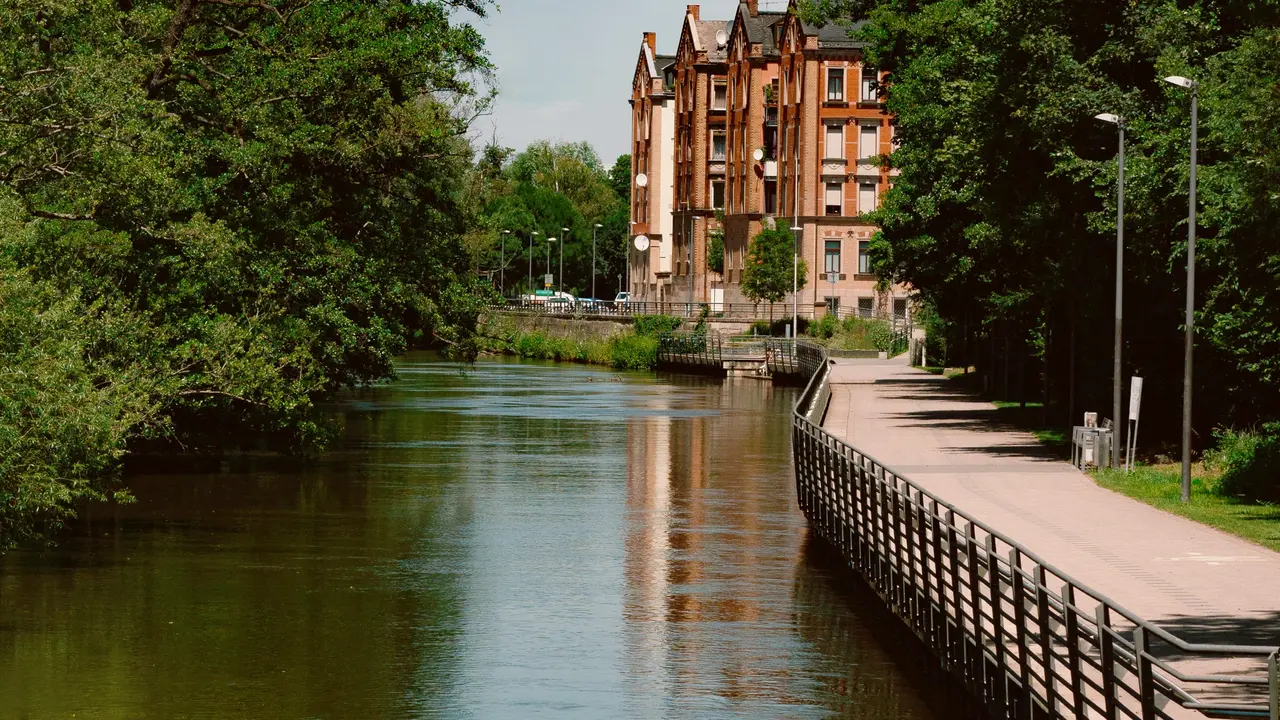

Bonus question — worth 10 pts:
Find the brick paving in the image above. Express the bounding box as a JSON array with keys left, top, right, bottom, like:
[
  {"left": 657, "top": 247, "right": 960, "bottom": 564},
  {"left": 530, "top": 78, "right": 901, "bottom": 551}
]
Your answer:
[{"left": 821, "top": 357, "right": 1280, "bottom": 702}]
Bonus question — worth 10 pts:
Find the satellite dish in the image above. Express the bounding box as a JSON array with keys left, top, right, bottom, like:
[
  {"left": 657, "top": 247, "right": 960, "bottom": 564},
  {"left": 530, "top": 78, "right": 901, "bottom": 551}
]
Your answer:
[
  {"left": 634, "top": 235, "right": 651, "bottom": 252},
  {"left": 715, "top": 30, "right": 729, "bottom": 48},
  {"left": 635, "top": 173, "right": 648, "bottom": 188},
  {"left": 753, "top": 148, "right": 765, "bottom": 162}
]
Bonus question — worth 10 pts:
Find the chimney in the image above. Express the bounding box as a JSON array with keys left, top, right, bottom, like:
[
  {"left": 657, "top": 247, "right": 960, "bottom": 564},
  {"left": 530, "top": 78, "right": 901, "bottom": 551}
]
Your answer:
[
  {"left": 746, "top": 0, "right": 759, "bottom": 16},
  {"left": 687, "top": 4, "right": 700, "bottom": 21},
  {"left": 643, "top": 32, "right": 656, "bottom": 55}
]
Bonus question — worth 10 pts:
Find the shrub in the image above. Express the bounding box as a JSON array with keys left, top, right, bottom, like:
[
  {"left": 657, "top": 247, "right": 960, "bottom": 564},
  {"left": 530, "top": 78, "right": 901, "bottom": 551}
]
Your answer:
[
  {"left": 1206, "top": 424, "right": 1280, "bottom": 502},
  {"left": 609, "top": 334, "right": 658, "bottom": 370},
  {"left": 867, "top": 320, "right": 895, "bottom": 352},
  {"left": 634, "top": 315, "right": 683, "bottom": 337},
  {"left": 749, "top": 320, "right": 772, "bottom": 336},
  {"left": 809, "top": 314, "right": 840, "bottom": 340}
]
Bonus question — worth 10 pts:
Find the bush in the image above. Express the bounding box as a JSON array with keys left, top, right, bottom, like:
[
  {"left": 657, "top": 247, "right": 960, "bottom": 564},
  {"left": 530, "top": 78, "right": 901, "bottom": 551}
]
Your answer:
[
  {"left": 634, "top": 315, "right": 683, "bottom": 337},
  {"left": 867, "top": 320, "right": 895, "bottom": 352},
  {"left": 1206, "top": 424, "right": 1280, "bottom": 502},
  {"left": 809, "top": 314, "right": 840, "bottom": 340},
  {"left": 609, "top": 334, "right": 658, "bottom": 370},
  {"left": 749, "top": 320, "right": 772, "bottom": 336}
]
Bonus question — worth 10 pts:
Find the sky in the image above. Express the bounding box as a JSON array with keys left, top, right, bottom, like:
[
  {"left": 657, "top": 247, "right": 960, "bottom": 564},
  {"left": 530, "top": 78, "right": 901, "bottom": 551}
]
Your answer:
[{"left": 470, "top": 0, "right": 790, "bottom": 163}]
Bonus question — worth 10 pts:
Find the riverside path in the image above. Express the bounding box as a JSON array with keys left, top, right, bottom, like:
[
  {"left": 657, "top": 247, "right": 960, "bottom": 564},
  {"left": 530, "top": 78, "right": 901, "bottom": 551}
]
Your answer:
[{"left": 822, "top": 356, "right": 1280, "bottom": 715}]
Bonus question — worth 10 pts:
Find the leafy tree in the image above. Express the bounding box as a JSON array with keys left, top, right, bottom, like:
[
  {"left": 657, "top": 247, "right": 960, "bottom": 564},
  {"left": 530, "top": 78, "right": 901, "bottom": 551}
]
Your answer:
[
  {"left": 0, "top": 0, "right": 495, "bottom": 544},
  {"left": 707, "top": 227, "right": 726, "bottom": 276},
  {"left": 609, "top": 154, "right": 633, "bottom": 201},
  {"left": 743, "top": 225, "right": 807, "bottom": 312}
]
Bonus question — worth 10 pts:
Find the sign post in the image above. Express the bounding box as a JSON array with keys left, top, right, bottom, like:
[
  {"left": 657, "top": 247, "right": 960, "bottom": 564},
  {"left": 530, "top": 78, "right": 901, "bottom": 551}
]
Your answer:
[{"left": 1127, "top": 377, "right": 1144, "bottom": 472}]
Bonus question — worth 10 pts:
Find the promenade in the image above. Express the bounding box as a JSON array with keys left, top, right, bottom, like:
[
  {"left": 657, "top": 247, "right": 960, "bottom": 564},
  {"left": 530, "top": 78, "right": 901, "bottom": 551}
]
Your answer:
[{"left": 823, "top": 357, "right": 1280, "bottom": 645}]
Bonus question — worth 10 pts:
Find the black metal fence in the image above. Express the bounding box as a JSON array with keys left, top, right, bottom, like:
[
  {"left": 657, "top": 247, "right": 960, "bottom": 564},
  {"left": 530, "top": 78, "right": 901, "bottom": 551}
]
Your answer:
[
  {"left": 656, "top": 332, "right": 723, "bottom": 374},
  {"left": 791, "top": 341, "right": 1279, "bottom": 720}
]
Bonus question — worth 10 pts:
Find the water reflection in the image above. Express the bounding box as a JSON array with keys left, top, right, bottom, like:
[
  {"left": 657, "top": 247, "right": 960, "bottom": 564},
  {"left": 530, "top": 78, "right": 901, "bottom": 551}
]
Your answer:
[{"left": 0, "top": 356, "right": 934, "bottom": 719}]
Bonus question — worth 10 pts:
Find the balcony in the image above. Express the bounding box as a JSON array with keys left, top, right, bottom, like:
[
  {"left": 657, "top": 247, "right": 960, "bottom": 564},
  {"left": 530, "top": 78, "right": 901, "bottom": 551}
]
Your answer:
[{"left": 764, "top": 160, "right": 777, "bottom": 178}]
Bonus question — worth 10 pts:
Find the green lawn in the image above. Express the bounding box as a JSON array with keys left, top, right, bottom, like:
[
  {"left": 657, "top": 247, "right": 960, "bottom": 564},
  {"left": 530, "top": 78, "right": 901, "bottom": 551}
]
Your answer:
[{"left": 1094, "top": 465, "right": 1280, "bottom": 553}]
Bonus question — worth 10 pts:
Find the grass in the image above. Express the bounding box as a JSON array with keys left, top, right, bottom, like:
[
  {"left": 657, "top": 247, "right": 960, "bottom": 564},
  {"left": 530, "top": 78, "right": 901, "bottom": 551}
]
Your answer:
[{"left": 1095, "top": 464, "right": 1280, "bottom": 553}]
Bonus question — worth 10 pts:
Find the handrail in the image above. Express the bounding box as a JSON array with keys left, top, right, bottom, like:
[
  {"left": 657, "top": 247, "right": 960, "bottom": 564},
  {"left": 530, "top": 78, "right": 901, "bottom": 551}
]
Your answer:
[{"left": 789, "top": 340, "right": 1279, "bottom": 719}]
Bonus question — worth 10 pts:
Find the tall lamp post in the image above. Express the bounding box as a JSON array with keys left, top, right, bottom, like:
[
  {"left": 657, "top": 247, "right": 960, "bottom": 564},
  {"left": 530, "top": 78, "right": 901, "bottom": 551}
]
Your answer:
[
  {"left": 500, "top": 230, "right": 511, "bottom": 298},
  {"left": 546, "top": 237, "right": 556, "bottom": 290},
  {"left": 1096, "top": 112, "right": 1125, "bottom": 469},
  {"left": 528, "top": 231, "right": 540, "bottom": 296},
  {"left": 791, "top": 224, "right": 803, "bottom": 338},
  {"left": 690, "top": 216, "right": 704, "bottom": 309},
  {"left": 591, "top": 223, "right": 603, "bottom": 300},
  {"left": 560, "top": 227, "right": 570, "bottom": 295},
  {"left": 1165, "top": 74, "right": 1199, "bottom": 504}
]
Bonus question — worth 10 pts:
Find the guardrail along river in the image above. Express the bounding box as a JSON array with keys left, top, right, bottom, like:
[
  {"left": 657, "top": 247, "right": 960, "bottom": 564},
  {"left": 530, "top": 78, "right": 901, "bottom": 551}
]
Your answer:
[{"left": 0, "top": 355, "right": 937, "bottom": 719}]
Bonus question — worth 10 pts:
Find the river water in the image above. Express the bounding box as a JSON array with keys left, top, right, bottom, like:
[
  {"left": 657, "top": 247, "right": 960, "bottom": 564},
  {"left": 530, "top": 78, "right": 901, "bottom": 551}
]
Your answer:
[{"left": 0, "top": 356, "right": 936, "bottom": 719}]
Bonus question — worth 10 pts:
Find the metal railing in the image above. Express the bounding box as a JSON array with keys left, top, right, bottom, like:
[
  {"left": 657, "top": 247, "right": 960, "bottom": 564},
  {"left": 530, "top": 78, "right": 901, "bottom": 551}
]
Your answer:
[
  {"left": 656, "top": 332, "right": 722, "bottom": 372},
  {"left": 791, "top": 341, "right": 1279, "bottom": 720},
  {"left": 488, "top": 298, "right": 912, "bottom": 327}
]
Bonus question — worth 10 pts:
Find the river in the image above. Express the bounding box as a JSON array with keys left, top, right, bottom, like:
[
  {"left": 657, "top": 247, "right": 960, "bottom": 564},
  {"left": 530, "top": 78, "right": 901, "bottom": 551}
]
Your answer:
[{"left": 0, "top": 356, "right": 936, "bottom": 719}]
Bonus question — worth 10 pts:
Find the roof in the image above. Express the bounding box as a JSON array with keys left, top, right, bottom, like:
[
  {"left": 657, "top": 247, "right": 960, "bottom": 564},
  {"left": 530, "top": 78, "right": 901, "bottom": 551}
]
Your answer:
[
  {"left": 694, "top": 19, "right": 729, "bottom": 62},
  {"left": 655, "top": 54, "right": 677, "bottom": 75},
  {"left": 738, "top": 5, "right": 788, "bottom": 57},
  {"left": 799, "top": 18, "right": 870, "bottom": 50}
]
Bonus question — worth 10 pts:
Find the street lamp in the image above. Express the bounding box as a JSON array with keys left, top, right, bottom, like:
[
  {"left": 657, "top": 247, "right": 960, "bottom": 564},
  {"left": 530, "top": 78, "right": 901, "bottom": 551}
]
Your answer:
[
  {"left": 561, "top": 227, "right": 570, "bottom": 295},
  {"left": 501, "top": 230, "right": 511, "bottom": 298},
  {"left": 592, "top": 223, "right": 603, "bottom": 300},
  {"left": 1095, "top": 112, "right": 1125, "bottom": 469},
  {"left": 528, "top": 231, "right": 540, "bottom": 295},
  {"left": 791, "top": 224, "right": 803, "bottom": 339},
  {"left": 1165, "top": 74, "right": 1198, "bottom": 504},
  {"left": 546, "top": 237, "right": 557, "bottom": 291}
]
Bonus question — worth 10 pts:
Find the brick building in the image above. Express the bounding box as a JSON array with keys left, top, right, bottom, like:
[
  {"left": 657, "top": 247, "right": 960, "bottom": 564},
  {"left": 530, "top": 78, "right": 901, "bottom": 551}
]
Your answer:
[
  {"left": 670, "top": 5, "right": 726, "bottom": 306},
  {"left": 630, "top": 0, "right": 910, "bottom": 318},
  {"left": 777, "top": 5, "right": 907, "bottom": 318},
  {"left": 720, "top": 1, "right": 785, "bottom": 305},
  {"left": 628, "top": 33, "right": 677, "bottom": 303}
]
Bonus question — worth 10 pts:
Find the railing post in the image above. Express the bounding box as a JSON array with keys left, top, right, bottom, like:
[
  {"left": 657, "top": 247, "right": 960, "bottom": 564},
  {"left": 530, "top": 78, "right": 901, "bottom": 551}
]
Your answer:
[
  {"left": 947, "top": 510, "right": 963, "bottom": 669},
  {"left": 967, "top": 523, "right": 983, "bottom": 691},
  {"left": 1061, "top": 584, "right": 1085, "bottom": 717},
  {"left": 1098, "top": 605, "right": 1118, "bottom": 719},
  {"left": 987, "top": 534, "right": 1007, "bottom": 711},
  {"left": 1269, "top": 650, "right": 1278, "bottom": 720},
  {"left": 1036, "top": 566, "right": 1057, "bottom": 715},
  {"left": 1010, "top": 549, "right": 1031, "bottom": 718},
  {"left": 1134, "top": 626, "right": 1155, "bottom": 720}
]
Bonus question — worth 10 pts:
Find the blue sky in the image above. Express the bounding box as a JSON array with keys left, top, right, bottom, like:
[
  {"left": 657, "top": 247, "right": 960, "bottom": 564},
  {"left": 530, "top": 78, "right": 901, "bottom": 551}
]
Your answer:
[{"left": 472, "top": 0, "right": 787, "bottom": 163}]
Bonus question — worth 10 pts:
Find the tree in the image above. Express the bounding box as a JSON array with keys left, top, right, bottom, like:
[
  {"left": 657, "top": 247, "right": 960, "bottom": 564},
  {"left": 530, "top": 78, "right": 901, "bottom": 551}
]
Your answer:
[
  {"left": 742, "top": 225, "right": 807, "bottom": 312},
  {"left": 609, "top": 154, "right": 633, "bottom": 201},
  {"left": 0, "top": 0, "right": 495, "bottom": 545}
]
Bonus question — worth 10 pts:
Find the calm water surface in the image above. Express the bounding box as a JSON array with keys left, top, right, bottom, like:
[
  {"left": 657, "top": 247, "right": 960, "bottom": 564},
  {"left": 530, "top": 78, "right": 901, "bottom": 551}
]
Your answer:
[{"left": 0, "top": 356, "right": 936, "bottom": 719}]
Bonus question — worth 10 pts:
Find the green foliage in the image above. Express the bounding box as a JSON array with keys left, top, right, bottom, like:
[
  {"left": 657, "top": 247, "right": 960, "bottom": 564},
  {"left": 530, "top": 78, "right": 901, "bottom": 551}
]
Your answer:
[
  {"left": 609, "top": 155, "right": 633, "bottom": 201},
  {"left": 0, "top": 0, "right": 495, "bottom": 543},
  {"left": 707, "top": 229, "right": 726, "bottom": 275},
  {"left": 633, "top": 315, "right": 684, "bottom": 337},
  {"left": 1206, "top": 425, "right": 1280, "bottom": 503},
  {"left": 809, "top": 314, "right": 841, "bottom": 340},
  {"left": 742, "top": 224, "right": 807, "bottom": 305},
  {"left": 868, "top": 321, "right": 895, "bottom": 353},
  {"left": 811, "top": 0, "right": 1280, "bottom": 443},
  {"left": 749, "top": 318, "right": 811, "bottom": 337},
  {"left": 608, "top": 334, "right": 659, "bottom": 370}
]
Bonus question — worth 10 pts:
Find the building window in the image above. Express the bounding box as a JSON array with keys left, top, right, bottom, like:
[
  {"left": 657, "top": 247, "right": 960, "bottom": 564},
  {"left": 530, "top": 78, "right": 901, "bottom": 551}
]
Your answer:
[
  {"left": 827, "top": 68, "right": 845, "bottom": 102},
  {"left": 712, "top": 180, "right": 725, "bottom": 210},
  {"left": 826, "top": 296, "right": 840, "bottom": 313},
  {"left": 712, "top": 131, "right": 726, "bottom": 161},
  {"left": 764, "top": 180, "right": 777, "bottom": 214},
  {"left": 858, "top": 240, "right": 871, "bottom": 274},
  {"left": 859, "top": 182, "right": 878, "bottom": 215},
  {"left": 824, "top": 240, "right": 841, "bottom": 274},
  {"left": 894, "top": 297, "right": 908, "bottom": 320},
  {"left": 713, "top": 81, "right": 727, "bottom": 110},
  {"left": 825, "top": 124, "right": 844, "bottom": 160},
  {"left": 858, "top": 297, "right": 874, "bottom": 317},
  {"left": 825, "top": 182, "right": 843, "bottom": 217},
  {"left": 859, "top": 123, "right": 878, "bottom": 161},
  {"left": 861, "top": 65, "right": 877, "bottom": 102}
]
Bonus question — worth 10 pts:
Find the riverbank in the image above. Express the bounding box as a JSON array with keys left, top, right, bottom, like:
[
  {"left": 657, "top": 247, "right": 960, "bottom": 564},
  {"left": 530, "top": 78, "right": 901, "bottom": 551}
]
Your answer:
[{"left": 478, "top": 313, "right": 685, "bottom": 370}]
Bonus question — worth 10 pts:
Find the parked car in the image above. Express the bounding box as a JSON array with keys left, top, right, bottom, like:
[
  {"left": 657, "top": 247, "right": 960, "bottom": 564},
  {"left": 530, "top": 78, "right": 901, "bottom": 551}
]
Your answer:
[{"left": 614, "top": 292, "right": 631, "bottom": 307}]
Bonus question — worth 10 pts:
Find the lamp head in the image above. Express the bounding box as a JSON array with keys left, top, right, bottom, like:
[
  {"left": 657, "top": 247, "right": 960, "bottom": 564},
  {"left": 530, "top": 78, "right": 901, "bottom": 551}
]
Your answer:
[
  {"left": 548, "top": 237, "right": 557, "bottom": 243},
  {"left": 562, "top": 227, "right": 570, "bottom": 233},
  {"left": 595, "top": 223, "right": 603, "bottom": 228},
  {"left": 1164, "top": 75, "right": 1196, "bottom": 89},
  {"left": 503, "top": 229, "right": 512, "bottom": 234},
  {"left": 790, "top": 226, "right": 803, "bottom": 232},
  {"left": 1094, "top": 113, "right": 1122, "bottom": 126}
]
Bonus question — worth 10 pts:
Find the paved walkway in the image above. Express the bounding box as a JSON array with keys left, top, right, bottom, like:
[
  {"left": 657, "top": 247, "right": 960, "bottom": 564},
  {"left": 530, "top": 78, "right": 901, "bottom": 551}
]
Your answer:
[{"left": 823, "top": 357, "right": 1280, "bottom": 650}]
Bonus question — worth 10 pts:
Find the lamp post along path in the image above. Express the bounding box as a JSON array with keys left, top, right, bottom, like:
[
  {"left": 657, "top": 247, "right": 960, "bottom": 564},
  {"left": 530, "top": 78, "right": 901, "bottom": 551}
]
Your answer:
[{"left": 1096, "top": 112, "right": 1125, "bottom": 469}]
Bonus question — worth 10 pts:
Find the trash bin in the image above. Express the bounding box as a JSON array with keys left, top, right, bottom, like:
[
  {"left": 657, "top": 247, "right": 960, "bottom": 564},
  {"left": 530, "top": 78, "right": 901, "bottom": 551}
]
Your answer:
[{"left": 1072, "top": 426, "right": 1113, "bottom": 470}]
